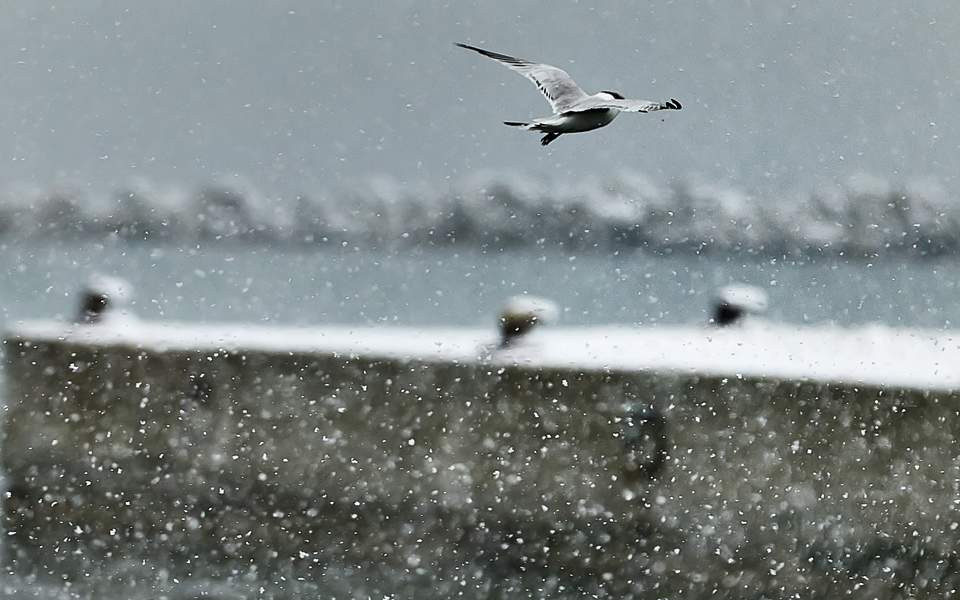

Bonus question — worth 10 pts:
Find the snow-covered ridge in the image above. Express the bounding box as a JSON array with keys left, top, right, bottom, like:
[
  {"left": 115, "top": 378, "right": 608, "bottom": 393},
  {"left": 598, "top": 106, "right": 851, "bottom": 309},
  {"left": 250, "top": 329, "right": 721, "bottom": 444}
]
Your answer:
[
  {"left": 9, "top": 319, "right": 960, "bottom": 392},
  {"left": 0, "top": 171, "right": 957, "bottom": 257}
]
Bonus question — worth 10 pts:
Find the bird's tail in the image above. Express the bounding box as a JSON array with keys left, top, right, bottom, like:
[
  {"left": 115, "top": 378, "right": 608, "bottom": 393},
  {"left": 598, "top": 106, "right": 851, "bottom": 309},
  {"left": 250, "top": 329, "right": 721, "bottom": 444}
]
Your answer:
[{"left": 503, "top": 121, "right": 560, "bottom": 145}]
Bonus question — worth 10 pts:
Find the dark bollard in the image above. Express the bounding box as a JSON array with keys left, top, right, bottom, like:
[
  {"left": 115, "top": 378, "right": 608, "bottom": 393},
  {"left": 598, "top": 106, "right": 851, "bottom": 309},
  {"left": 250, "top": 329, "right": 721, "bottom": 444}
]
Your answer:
[
  {"left": 497, "top": 295, "right": 558, "bottom": 347},
  {"left": 711, "top": 284, "right": 768, "bottom": 326},
  {"left": 75, "top": 275, "right": 132, "bottom": 324}
]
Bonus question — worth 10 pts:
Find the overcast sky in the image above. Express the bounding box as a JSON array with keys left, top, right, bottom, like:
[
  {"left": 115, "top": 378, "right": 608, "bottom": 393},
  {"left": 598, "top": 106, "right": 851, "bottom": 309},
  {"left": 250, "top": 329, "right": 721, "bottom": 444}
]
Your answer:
[{"left": 0, "top": 1, "right": 957, "bottom": 196}]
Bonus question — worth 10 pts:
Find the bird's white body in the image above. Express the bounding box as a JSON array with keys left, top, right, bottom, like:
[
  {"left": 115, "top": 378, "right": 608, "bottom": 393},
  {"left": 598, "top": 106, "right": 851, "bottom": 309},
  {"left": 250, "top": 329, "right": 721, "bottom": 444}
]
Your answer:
[
  {"left": 534, "top": 100, "right": 621, "bottom": 134},
  {"left": 457, "top": 43, "right": 681, "bottom": 146}
]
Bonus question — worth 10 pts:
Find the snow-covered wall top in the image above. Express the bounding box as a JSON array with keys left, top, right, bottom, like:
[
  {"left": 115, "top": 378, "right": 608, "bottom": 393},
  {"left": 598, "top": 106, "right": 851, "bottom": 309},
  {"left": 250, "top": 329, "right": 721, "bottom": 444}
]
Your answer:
[{"left": 8, "top": 319, "right": 960, "bottom": 392}]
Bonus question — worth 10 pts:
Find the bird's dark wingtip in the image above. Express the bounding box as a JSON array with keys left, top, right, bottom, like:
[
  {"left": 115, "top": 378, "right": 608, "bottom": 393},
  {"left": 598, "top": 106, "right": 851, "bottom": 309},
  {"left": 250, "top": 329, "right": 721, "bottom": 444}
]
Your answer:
[{"left": 671, "top": 98, "right": 682, "bottom": 110}]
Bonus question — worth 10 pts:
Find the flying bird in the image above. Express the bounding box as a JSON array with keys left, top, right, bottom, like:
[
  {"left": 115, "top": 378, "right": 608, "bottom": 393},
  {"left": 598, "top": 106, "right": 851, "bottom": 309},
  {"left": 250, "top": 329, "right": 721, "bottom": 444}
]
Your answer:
[{"left": 456, "top": 42, "right": 681, "bottom": 146}]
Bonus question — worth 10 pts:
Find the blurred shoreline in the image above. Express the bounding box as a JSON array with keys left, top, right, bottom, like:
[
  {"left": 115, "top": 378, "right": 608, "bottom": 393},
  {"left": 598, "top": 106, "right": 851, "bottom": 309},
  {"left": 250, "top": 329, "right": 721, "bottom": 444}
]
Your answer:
[{"left": 0, "top": 170, "right": 955, "bottom": 259}]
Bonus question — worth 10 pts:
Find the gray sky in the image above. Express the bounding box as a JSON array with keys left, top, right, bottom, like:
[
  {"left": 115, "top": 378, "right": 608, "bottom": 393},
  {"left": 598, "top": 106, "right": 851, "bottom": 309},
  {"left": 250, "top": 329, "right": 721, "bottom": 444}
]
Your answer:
[{"left": 0, "top": 1, "right": 957, "bottom": 196}]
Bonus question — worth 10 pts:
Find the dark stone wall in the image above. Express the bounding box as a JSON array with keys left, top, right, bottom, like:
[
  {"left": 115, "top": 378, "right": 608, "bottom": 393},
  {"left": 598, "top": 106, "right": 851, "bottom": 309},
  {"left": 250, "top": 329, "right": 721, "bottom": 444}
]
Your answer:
[{"left": 4, "top": 333, "right": 959, "bottom": 598}]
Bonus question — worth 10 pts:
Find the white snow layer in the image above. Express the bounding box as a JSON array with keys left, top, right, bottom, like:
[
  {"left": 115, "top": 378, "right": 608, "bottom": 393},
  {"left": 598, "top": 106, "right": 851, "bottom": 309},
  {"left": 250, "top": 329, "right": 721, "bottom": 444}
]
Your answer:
[{"left": 7, "top": 319, "right": 960, "bottom": 392}]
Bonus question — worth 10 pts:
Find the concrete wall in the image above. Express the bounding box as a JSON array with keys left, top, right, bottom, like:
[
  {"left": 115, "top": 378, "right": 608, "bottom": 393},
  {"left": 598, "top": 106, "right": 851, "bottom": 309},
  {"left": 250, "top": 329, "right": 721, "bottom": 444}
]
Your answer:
[{"left": 4, "top": 329, "right": 960, "bottom": 598}]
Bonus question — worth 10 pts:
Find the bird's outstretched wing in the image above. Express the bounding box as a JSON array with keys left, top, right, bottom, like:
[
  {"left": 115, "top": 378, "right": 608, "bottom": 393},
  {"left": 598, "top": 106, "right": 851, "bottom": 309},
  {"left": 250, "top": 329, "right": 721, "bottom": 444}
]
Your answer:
[
  {"left": 456, "top": 42, "right": 588, "bottom": 113},
  {"left": 567, "top": 97, "right": 682, "bottom": 113}
]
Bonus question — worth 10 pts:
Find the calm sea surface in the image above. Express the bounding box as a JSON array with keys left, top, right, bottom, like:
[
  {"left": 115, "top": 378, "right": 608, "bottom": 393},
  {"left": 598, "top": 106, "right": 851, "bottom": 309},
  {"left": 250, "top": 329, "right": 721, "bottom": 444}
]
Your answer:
[{"left": 1, "top": 240, "right": 958, "bottom": 330}]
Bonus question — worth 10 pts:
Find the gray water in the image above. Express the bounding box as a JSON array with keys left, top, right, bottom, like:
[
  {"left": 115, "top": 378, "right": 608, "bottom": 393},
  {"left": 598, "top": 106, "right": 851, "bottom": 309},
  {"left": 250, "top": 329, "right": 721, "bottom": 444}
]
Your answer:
[{"left": 1, "top": 240, "right": 957, "bottom": 330}]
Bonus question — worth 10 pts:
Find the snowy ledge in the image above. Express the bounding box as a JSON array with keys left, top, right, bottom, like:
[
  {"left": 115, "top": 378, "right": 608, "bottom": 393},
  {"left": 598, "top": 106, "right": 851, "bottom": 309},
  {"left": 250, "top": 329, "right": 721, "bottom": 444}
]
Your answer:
[{"left": 6, "top": 319, "right": 960, "bottom": 392}]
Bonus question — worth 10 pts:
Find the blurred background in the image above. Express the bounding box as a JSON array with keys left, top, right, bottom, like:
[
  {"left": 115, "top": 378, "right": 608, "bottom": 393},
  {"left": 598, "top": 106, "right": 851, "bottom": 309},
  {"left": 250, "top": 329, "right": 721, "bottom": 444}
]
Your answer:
[{"left": 0, "top": 0, "right": 958, "bottom": 327}]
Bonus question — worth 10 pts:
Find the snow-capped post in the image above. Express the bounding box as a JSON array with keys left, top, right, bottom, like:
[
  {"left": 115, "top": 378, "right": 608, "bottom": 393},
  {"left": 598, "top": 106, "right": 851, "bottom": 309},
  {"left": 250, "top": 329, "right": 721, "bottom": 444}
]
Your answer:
[
  {"left": 497, "top": 295, "right": 559, "bottom": 346},
  {"left": 75, "top": 274, "right": 132, "bottom": 324},
  {"left": 711, "top": 284, "right": 768, "bottom": 326}
]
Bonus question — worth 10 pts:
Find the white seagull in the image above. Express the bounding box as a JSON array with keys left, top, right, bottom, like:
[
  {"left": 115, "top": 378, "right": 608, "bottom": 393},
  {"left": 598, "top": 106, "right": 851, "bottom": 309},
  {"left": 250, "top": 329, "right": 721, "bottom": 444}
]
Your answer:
[{"left": 456, "top": 42, "right": 681, "bottom": 146}]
